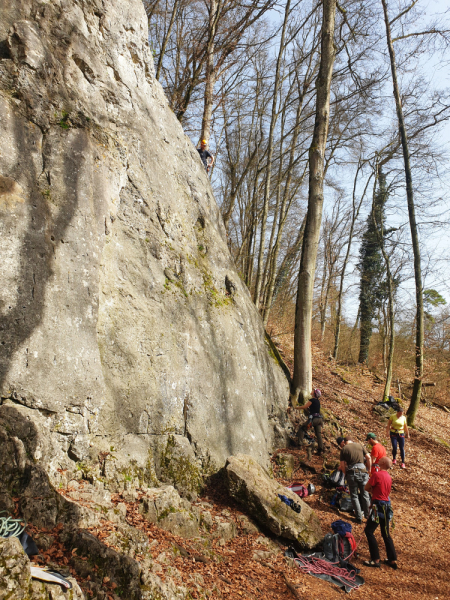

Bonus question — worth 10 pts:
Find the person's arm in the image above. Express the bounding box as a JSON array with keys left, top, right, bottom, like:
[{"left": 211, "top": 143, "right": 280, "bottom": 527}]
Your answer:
[
  {"left": 365, "top": 479, "right": 373, "bottom": 493},
  {"left": 297, "top": 400, "right": 312, "bottom": 412},
  {"left": 339, "top": 460, "right": 347, "bottom": 474},
  {"left": 404, "top": 419, "right": 410, "bottom": 439},
  {"left": 287, "top": 399, "right": 311, "bottom": 415},
  {"left": 365, "top": 452, "right": 372, "bottom": 473},
  {"left": 386, "top": 417, "right": 391, "bottom": 437}
]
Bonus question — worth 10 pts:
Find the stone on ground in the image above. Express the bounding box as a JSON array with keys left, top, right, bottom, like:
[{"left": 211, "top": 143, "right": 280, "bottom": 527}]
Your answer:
[
  {"left": 0, "top": 536, "right": 84, "bottom": 600},
  {"left": 225, "top": 454, "right": 322, "bottom": 549}
]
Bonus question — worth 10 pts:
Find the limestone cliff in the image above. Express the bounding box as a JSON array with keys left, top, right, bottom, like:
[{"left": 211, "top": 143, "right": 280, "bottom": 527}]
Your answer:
[{"left": 0, "top": 0, "right": 289, "bottom": 495}]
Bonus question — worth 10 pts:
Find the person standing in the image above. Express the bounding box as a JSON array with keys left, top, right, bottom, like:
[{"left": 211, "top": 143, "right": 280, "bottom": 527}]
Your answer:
[
  {"left": 338, "top": 437, "right": 371, "bottom": 524},
  {"left": 197, "top": 139, "right": 214, "bottom": 173},
  {"left": 295, "top": 388, "right": 324, "bottom": 454},
  {"left": 363, "top": 456, "right": 398, "bottom": 569},
  {"left": 365, "top": 433, "right": 387, "bottom": 475},
  {"left": 386, "top": 404, "right": 410, "bottom": 469}
]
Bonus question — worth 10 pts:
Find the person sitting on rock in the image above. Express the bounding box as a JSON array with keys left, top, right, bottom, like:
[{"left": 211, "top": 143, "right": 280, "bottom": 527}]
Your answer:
[
  {"left": 363, "top": 456, "right": 398, "bottom": 569},
  {"left": 365, "top": 433, "right": 387, "bottom": 475},
  {"left": 197, "top": 139, "right": 214, "bottom": 173},
  {"left": 295, "top": 388, "right": 324, "bottom": 455},
  {"left": 338, "top": 437, "right": 371, "bottom": 524}
]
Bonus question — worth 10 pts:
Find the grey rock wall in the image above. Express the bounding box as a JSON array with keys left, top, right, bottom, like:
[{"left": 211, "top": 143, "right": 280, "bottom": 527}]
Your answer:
[{"left": 0, "top": 0, "right": 289, "bottom": 491}]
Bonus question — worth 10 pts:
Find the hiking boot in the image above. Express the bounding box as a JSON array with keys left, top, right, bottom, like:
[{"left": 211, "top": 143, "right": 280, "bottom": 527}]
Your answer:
[
  {"left": 400, "top": 463, "right": 406, "bottom": 469},
  {"left": 392, "top": 459, "right": 397, "bottom": 465}
]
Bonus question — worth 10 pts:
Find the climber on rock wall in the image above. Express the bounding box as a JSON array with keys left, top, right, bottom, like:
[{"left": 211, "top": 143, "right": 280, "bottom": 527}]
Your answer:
[{"left": 197, "top": 139, "right": 214, "bottom": 173}]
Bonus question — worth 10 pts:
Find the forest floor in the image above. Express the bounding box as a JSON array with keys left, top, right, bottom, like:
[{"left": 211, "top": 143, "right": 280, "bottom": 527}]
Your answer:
[{"left": 30, "top": 343, "right": 450, "bottom": 600}]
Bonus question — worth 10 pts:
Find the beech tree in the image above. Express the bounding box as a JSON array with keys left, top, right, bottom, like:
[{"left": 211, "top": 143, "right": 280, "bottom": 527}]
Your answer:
[{"left": 291, "top": 0, "right": 337, "bottom": 406}]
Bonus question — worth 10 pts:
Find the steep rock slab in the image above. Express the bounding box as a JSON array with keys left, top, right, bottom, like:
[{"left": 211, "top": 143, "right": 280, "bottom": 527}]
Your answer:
[
  {"left": 0, "top": 0, "right": 289, "bottom": 487},
  {"left": 225, "top": 454, "right": 322, "bottom": 549}
]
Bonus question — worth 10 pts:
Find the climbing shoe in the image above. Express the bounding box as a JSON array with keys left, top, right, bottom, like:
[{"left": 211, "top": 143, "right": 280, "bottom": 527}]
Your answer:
[
  {"left": 392, "top": 459, "right": 397, "bottom": 465},
  {"left": 400, "top": 463, "right": 405, "bottom": 469},
  {"left": 363, "top": 560, "right": 381, "bottom": 567}
]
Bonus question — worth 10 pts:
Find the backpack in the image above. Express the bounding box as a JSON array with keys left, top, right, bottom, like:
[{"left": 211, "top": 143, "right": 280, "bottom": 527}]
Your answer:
[
  {"left": 331, "top": 520, "right": 357, "bottom": 560},
  {"left": 323, "top": 524, "right": 357, "bottom": 563},
  {"left": 287, "top": 483, "right": 309, "bottom": 498},
  {"left": 323, "top": 469, "right": 346, "bottom": 488},
  {"left": 338, "top": 492, "right": 353, "bottom": 513}
]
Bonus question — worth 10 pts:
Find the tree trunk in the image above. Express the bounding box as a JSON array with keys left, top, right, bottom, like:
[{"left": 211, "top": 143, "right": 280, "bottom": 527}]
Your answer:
[
  {"left": 262, "top": 85, "right": 308, "bottom": 327},
  {"left": 371, "top": 162, "right": 395, "bottom": 402},
  {"left": 291, "top": 0, "right": 337, "bottom": 406},
  {"left": 381, "top": 0, "right": 424, "bottom": 425},
  {"left": 253, "top": 0, "right": 291, "bottom": 308},
  {"left": 200, "top": 0, "right": 222, "bottom": 144},
  {"left": 333, "top": 163, "right": 369, "bottom": 359}
]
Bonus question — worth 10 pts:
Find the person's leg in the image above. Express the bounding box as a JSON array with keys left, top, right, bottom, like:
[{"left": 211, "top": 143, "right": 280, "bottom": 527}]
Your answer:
[
  {"left": 358, "top": 472, "right": 371, "bottom": 518},
  {"left": 347, "top": 472, "right": 363, "bottom": 521},
  {"left": 390, "top": 433, "right": 398, "bottom": 461},
  {"left": 313, "top": 419, "right": 324, "bottom": 452},
  {"left": 364, "top": 518, "right": 381, "bottom": 562},
  {"left": 398, "top": 434, "right": 405, "bottom": 463},
  {"left": 380, "top": 515, "right": 397, "bottom": 562},
  {"left": 297, "top": 424, "right": 306, "bottom": 445}
]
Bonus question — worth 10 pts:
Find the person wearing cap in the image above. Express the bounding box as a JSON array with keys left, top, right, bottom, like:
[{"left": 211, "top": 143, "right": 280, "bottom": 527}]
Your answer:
[
  {"left": 385, "top": 404, "right": 410, "bottom": 469},
  {"left": 363, "top": 456, "right": 398, "bottom": 569},
  {"left": 338, "top": 437, "right": 371, "bottom": 524},
  {"left": 295, "top": 388, "right": 324, "bottom": 455},
  {"left": 197, "top": 139, "right": 214, "bottom": 172},
  {"left": 366, "top": 433, "right": 387, "bottom": 475}
]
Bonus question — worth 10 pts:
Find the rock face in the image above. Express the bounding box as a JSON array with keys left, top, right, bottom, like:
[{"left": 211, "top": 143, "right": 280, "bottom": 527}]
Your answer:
[
  {"left": 139, "top": 486, "right": 201, "bottom": 538},
  {"left": 0, "top": 0, "right": 289, "bottom": 495},
  {"left": 0, "top": 536, "right": 84, "bottom": 600},
  {"left": 225, "top": 454, "right": 322, "bottom": 549}
]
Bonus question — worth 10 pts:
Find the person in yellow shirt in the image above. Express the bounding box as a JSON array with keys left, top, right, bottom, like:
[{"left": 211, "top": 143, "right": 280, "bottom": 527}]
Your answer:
[{"left": 385, "top": 404, "right": 410, "bottom": 469}]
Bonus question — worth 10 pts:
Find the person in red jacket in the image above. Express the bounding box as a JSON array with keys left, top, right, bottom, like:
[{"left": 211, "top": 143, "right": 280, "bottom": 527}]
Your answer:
[
  {"left": 363, "top": 456, "right": 397, "bottom": 569},
  {"left": 365, "top": 433, "right": 387, "bottom": 475}
]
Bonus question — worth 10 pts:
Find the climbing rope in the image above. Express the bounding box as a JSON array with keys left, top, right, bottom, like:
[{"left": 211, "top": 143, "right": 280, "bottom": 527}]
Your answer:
[
  {"left": 0, "top": 512, "right": 26, "bottom": 538},
  {"left": 294, "top": 555, "right": 362, "bottom": 591}
]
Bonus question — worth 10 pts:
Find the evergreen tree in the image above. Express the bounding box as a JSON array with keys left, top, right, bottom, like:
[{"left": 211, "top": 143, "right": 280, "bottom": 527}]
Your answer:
[{"left": 357, "top": 172, "right": 388, "bottom": 364}]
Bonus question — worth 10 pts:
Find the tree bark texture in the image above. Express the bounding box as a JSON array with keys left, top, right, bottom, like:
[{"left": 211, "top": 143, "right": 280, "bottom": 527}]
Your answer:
[
  {"left": 381, "top": 0, "right": 424, "bottom": 424},
  {"left": 200, "top": 0, "right": 222, "bottom": 144},
  {"left": 291, "top": 0, "right": 337, "bottom": 405}
]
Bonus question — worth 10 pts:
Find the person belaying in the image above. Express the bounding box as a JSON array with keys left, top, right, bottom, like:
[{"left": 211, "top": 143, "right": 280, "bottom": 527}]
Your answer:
[
  {"left": 338, "top": 437, "right": 371, "bottom": 524},
  {"left": 363, "top": 456, "right": 398, "bottom": 569},
  {"left": 295, "top": 388, "right": 324, "bottom": 455},
  {"left": 386, "top": 403, "right": 410, "bottom": 469},
  {"left": 365, "top": 433, "right": 387, "bottom": 475},
  {"left": 197, "top": 139, "right": 214, "bottom": 173}
]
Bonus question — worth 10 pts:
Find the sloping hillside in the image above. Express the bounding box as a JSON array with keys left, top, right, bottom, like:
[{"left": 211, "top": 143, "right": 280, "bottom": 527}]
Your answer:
[{"left": 16, "top": 343, "right": 449, "bottom": 600}]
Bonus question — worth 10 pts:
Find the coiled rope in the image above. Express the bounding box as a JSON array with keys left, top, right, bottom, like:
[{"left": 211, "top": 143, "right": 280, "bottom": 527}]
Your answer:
[
  {"left": 0, "top": 512, "right": 26, "bottom": 538},
  {"left": 294, "top": 555, "right": 361, "bottom": 590}
]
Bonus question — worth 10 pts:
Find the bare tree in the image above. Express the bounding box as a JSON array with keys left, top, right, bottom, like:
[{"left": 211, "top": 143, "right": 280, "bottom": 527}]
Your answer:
[{"left": 291, "top": 0, "right": 337, "bottom": 406}]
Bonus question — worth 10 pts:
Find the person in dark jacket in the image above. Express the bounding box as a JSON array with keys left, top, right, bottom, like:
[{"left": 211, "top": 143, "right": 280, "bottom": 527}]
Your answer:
[
  {"left": 197, "top": 139, "right": 214, "bottom": 172},
  {"left": 295, "top": 388, "right": 324, "bottom": 454}
]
